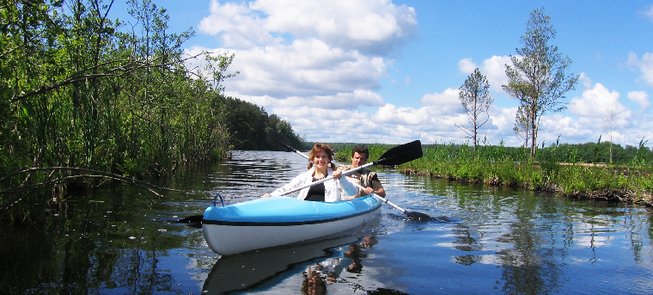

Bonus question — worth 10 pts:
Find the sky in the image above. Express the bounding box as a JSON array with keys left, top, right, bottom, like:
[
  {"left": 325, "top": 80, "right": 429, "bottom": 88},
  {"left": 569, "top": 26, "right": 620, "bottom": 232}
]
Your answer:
[{"left": 118, "top": 0, "right": 653, "bottom": 148}]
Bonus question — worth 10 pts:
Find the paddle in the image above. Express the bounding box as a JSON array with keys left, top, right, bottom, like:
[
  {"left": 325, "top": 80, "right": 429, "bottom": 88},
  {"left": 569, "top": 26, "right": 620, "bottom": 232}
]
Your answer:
[
  {"left": 175, "top": 192, "right": 226, "bottom": 227},
  {"left": 276, "top": 140, "right": 432, "bottom": 221},
  {"left": 276, "top": 140, "right": 423, "bottom": 196},
  {"left": 176, "top": 215, "right": 203, "bottom": 228},
  {"left": 349, "top": 181, "right": 432, "bottom": 221},
  {"left": 272, "top": 138, "right": 307, "bottom": 158}
]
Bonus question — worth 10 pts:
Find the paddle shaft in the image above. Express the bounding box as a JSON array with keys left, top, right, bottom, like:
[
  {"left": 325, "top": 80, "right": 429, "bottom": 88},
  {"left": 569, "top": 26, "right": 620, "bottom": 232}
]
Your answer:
[
  {"left": 349, "top": 181, "right": 406, "bottom": 214},
  {"left": 278, "top": 161, "right": 375, "bottom": 196},
  {"left": 274, "top": 139, "right": 307, "bottom": 158}
]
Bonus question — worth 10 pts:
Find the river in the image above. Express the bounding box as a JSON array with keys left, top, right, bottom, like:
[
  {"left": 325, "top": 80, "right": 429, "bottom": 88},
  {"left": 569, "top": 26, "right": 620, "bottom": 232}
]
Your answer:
[{"left": 1, "top": 150, "right": 652, "bottom": 294}]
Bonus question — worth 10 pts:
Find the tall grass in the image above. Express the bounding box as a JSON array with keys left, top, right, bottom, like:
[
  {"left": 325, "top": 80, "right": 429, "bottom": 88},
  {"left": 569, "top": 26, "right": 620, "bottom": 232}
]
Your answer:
[{"left": 338, "top": 143, "right": 653, "bottom": 205}]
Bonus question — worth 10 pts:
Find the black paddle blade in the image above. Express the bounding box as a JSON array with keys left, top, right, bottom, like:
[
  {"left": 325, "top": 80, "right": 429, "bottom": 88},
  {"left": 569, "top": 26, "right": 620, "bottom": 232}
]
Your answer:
[
  {"left": 405, "top": 210, "right": 432, "bottom": 222},
  {"left": 176, "top": 215, "right": 203, "bottom": 228},
  {"left": 375, "top": 140, "right": 423, "bottom": 166}
]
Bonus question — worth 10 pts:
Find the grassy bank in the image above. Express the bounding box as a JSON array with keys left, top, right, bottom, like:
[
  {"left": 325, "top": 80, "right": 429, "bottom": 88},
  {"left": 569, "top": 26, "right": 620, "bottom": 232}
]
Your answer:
[{"left": 335, "top": 143, "right": 653, "bottom": 207}]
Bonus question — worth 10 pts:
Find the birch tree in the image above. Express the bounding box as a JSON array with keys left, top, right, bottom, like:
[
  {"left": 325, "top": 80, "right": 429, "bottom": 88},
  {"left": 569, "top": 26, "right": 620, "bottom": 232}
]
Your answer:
[
  {"left": 458, "top": 68, "right": 493, "bottom": 151},
  {"left": 503, "top": 8, "right": 578, "bottom": 157}
]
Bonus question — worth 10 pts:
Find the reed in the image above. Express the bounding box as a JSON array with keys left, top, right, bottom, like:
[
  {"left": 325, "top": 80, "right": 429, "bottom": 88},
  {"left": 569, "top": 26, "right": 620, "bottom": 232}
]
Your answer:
[{"left": 339, "top": 143, "right": 653, "bottom": 206}]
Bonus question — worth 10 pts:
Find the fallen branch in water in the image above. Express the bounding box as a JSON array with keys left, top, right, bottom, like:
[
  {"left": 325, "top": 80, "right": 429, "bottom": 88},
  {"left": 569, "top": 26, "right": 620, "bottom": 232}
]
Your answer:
[{"left": 0, "top": 166, "right": 202, "bottom": 213}]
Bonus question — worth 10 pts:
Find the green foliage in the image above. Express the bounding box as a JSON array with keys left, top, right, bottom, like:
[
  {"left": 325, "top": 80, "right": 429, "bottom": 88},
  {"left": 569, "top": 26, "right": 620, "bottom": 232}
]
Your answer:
[
  {"left": 538, "top": 141, "right": 653, "bottom": 164},
  {"left": 399, "top": 141, "right": 652, "bottom": 201},
  {"left": 221, "top": 97, "right": 304, "bottom": 150},
  {"left": 0, "top": 0, "right": 301, "bottom": 206},
  {"left": 333, "top": 141, "right": 652, "bottom": 201}
]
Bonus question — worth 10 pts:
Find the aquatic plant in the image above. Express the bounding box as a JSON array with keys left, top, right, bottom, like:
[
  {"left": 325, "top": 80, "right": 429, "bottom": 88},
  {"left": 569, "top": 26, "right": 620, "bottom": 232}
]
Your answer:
[{"left": 348, "top": 142, "right": 653, "bottom": 206}]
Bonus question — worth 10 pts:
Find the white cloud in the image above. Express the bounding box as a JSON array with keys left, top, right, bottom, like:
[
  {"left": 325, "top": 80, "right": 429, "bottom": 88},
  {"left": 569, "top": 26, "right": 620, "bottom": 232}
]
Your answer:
[
  {"left": 569, "top": 83, "right": 628, "bottom": 118},
  {"left": 199, "top": 1, "right": 276, "bottom": 48},
  {"left": 568, "top": 83, "right": 633, "bottom": 142},
  {"left": 219, "top": 39, "right": 387, "bottom": 98},
  {"left": 420, "top": 88, "right": 463, "bottom": 114},
  {"left": 458, "top": 58, "right": 476, "bottom": 74},
  {"left": 375, "top": 104, "right": 429, "bottom": 125},
  {"left": 539, "top": 114, "right": 590, "bottom": 144},
  {"left": 578, "top": 72, "right": 593, "bottom": 89},
  {"left": 202, "top": 0, "right": 416, "bottom": 54},
  {"left": 457, "top": 56, "right": 512, "bottom": 92},
  {"left": 643, "top": 5, "right": 653, "bottom": 22},
  {"left": 261, "top": 90, "right": 384, "bottom": 110},
  {"left": 489, "top": 107, "right": 516, "bottom": 133},
  {"left": 628, "top": 91, "right": 650, "bottom": 110},
  {"left": 188, "top": 0, "right": 420, "bottom": 145},
  {"left": 481, "top": 56, "right": 512, "bottom": 92},
  {"left": 628, "top": 52, "right": 653, "bottom": 87},
  {"left": 484, "top": 107, "right": 519, "bottom": 146}
]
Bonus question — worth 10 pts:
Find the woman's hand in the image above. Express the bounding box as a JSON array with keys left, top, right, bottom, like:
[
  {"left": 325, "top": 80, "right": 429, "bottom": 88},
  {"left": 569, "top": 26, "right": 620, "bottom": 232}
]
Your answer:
[
  {"left": 332, "top": 169, "right": 342, "bottom": 179},
  {"left": 342, "top": 192, "right": 360, "bottom": 200},
  {"left": 362, "top": 187, "right": 373, "bottom": 195},
  {"left": 261, "top": 193, "right": 271, "bottom": 198}
]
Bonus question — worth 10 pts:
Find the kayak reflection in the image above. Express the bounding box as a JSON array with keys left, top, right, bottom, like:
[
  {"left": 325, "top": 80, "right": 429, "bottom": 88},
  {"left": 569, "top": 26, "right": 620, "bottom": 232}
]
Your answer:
[
  {"left": 202, "top": 233, "right": 367, "bottom": 294},
  {"left": 302, "top": 234, "right": 377, "bottom": 289}
]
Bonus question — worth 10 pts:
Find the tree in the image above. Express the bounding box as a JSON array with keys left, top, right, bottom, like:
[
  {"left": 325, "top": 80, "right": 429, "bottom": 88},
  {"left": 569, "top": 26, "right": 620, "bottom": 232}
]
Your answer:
[
  {"left": 458, "top": 68, "right": 493, "bottom": 151},
  {"left": 602, "top": 109, "right": 623, "bottom": 164},
  {"left": 513, "top": 104, "right": 531, "bottom": 149},
  {"left": 503, "top": 8, "right": 578, "bottom": 158}
]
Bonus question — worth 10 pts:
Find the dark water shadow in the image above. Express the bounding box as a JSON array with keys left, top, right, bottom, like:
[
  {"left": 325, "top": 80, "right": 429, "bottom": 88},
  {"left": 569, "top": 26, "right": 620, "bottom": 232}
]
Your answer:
[
  {"left": 202, "top": 234, "right": 361, "bottom": 294},
  {"left": 386, "top": 211, "right": 457, "bottom": 224}
]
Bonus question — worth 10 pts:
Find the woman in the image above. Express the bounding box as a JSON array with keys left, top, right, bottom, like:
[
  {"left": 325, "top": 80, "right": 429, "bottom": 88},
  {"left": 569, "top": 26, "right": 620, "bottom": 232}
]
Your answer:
[{"left": 270, "top": 143, "right": 358, "bottom": 202}]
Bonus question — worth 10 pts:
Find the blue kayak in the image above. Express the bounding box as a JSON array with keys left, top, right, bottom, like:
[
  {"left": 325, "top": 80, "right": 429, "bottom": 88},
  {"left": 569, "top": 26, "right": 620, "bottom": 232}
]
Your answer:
[{"left": 202, "top": 196, "right": 381, "bottom": 255}]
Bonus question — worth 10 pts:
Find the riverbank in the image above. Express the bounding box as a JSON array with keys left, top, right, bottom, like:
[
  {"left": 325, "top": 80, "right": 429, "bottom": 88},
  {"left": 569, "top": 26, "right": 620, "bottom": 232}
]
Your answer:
[
  {"left": 403, "top": 168, "right": 653, "bottom": 206},
  {"left": 334, "top": 142, "right": 653, "bottom": 207},
  {"left": 399, "top": 159, "right": 653, "bottom": 208}
]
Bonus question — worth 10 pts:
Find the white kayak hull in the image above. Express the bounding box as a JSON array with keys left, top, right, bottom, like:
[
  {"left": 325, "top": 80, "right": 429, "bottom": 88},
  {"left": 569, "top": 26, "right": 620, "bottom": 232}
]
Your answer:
[{"left": 202, "top": 196, "right": 381, "bottom": 255}]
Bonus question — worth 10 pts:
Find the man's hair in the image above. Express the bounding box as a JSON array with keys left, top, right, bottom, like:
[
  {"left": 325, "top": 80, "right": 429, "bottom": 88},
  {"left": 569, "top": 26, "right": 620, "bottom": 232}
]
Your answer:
[{"left": 351, "top": 145, "right": 369, "bottom": 158}]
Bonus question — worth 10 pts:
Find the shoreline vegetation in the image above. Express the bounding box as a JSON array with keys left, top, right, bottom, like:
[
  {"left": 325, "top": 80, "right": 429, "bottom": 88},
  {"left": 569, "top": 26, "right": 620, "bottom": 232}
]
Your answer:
[
  {"left": 0, "top": 1, "right": 304, "bottom": 223},
  {"left": 333, "top": 142, "right": 653, "bottom": 208}
]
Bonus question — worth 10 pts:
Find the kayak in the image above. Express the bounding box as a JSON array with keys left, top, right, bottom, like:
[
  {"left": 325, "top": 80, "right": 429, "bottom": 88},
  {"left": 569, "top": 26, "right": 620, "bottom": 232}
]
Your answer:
[{"left": 202, "top": 195, "right": 382, "bottom": 255}]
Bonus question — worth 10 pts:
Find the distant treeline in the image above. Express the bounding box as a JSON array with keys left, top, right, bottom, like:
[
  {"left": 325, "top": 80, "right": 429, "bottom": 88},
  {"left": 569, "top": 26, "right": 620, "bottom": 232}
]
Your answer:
[
  {"left": 224, "top": 97, "right": 305, "bottom": 151},
  {"left": 0, "top": 1, "right": 302, "bottom": 194}
]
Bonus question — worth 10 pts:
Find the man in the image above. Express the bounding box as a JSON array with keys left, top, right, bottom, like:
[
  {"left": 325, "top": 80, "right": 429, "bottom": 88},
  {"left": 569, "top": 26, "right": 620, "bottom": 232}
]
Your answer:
[{"left": 336, "top": 145, "right": 386, "bottom": 198}]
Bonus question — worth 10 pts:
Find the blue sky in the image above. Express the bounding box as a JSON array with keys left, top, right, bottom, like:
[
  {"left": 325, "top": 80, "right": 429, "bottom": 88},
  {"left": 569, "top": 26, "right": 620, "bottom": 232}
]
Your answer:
[{"left": 117, "top": 1, "right": 653, "bottom": 148}]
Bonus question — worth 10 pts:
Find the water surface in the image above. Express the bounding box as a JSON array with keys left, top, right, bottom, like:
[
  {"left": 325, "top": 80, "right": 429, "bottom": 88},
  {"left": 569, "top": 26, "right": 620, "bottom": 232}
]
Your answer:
[{"left": 1, "top": 150, "right": 652, "bottom": 294}]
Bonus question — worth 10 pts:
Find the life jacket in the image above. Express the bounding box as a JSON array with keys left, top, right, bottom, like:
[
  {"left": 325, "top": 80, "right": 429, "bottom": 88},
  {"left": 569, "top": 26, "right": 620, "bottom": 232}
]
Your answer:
[{"left": 359, "top": 169, "right": 374, "bottom": 188}]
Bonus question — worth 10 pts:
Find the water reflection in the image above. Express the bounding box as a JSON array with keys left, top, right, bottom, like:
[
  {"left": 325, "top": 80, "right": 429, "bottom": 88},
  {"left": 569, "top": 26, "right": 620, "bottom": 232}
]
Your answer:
[
  {"left": 407, "top": 174, "right": 653, "bottom": 294},
  {"left": 202, "top": 234, "right": 359, "bottom": 294},
  {"left": 0, "top": 186, "right": 207, "bottom": 294},
  {"left": 202, "top": 232, "right": 384, "bottom": 294}
]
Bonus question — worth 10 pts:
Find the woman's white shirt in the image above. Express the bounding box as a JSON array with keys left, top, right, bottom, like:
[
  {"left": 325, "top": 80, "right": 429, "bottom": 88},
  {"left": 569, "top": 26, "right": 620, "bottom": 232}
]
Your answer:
[{"left": 271, "top": 166, "right": 358, "bottom": 202}]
